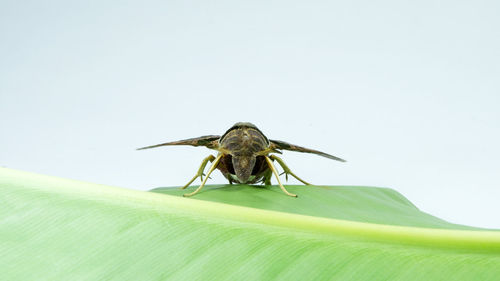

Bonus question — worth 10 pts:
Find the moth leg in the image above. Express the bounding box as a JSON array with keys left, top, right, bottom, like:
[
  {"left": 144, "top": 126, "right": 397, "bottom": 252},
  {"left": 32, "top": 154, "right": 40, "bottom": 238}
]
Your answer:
[
  {"left": 270, "top": 155, "right": 312, "bottom": 185},
  {"left": 264, "top": 156, "right": 297, "bottom": 197},
  {"left": 181, "top": 155, "right": 216, "bottom": 190},
  {"left": 184, "top": 154, "right": 223, "bottom": 197},
  {"left": 263, "top": 169, "right": 272, "bottom": 185}
]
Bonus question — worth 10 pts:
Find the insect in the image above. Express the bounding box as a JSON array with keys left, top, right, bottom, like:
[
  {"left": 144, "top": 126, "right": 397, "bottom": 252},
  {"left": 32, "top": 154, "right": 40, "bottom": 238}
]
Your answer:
[{"left": 138, "top": 122, "right": 346, "bottom": 197}]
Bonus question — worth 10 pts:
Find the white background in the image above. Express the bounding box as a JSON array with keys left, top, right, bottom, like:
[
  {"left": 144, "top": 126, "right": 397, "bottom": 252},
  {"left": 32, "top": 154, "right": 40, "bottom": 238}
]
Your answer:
[{"left": 1, "top": 0, "right": 499, "bottom": 228}]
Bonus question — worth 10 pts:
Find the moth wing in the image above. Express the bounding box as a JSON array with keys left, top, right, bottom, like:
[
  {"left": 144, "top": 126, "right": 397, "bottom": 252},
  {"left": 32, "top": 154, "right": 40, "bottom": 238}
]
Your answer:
[
  {"left": 269, "top": 139, "right": 346, "bottom": 162},
  {"left": 137, "top": 135, "right": 221, "bottom": 150}
]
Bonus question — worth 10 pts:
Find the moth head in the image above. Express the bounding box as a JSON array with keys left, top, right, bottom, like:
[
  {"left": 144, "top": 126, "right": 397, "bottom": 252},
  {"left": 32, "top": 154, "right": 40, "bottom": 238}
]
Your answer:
[{"left": 231, "top": 155, "right": 256, "bottom": 183}]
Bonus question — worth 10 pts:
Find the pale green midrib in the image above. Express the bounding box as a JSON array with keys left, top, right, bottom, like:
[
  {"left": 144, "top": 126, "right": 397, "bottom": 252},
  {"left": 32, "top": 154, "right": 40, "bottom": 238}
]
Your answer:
[{"left": 2, "top": 167, "right": 500, "bottom": 252}]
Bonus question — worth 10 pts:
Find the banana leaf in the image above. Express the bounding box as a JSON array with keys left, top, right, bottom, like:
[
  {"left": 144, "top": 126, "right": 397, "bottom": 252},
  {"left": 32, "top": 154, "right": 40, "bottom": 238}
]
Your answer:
[{"left": 1, "top": 167, "right": 499, "bottom": 280}]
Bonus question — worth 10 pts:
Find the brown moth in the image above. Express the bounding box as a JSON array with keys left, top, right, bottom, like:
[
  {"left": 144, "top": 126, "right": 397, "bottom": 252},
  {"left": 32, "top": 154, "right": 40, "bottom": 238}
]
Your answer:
[{"left": 138, "top": 122, "right": 346, "bottom": 197}]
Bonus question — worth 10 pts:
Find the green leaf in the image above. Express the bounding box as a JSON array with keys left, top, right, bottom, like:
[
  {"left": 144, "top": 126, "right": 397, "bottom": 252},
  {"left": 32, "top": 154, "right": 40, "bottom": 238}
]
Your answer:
[
  {"left": 152, "top": 185, "right": 480, "bottom": 230},
  {"left": 1, "top": 167, "right": 500, "bottom": 280}
]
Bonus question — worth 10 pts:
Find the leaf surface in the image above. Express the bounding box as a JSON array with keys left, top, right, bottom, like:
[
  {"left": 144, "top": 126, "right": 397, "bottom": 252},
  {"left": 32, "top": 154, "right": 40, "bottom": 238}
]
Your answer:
[{"left": 1, "top": 168, "right": 499, "bottom": 280}]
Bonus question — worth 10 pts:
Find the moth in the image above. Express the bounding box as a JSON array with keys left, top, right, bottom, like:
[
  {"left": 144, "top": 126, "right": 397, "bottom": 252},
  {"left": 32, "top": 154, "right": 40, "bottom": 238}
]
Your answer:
[{"left": 138, "top": 122, "right": 346, "bottom": 197}]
